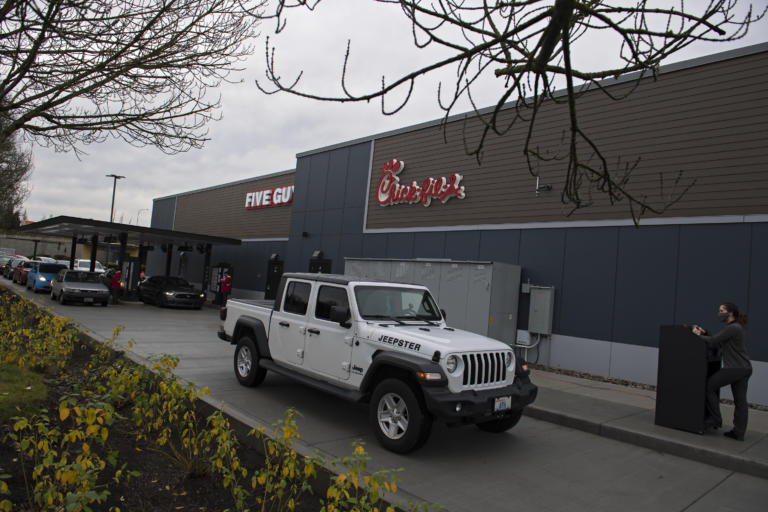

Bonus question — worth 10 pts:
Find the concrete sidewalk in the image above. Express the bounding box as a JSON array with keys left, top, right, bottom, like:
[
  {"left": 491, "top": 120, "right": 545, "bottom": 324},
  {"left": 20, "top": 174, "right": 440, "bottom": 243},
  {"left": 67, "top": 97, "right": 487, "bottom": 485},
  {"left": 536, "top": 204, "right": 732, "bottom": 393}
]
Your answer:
[{"left": 526, "top": 368, "right": 768, "bottom": 479}]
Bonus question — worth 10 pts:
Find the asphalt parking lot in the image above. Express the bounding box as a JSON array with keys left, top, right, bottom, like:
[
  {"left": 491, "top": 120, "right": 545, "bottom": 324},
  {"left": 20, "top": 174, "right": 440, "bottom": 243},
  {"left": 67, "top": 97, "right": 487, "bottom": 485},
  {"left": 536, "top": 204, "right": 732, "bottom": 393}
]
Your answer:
[{"left": 5, "top": 281, "right": 768, "bottom": 512}]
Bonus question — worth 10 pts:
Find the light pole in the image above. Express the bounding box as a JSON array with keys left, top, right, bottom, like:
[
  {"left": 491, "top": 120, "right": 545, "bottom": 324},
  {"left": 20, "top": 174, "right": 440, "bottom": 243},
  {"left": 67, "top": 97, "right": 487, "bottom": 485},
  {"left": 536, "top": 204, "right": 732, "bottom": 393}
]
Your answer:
[{"left": 106, "top": 174, "right": 125, "bottom": 223}]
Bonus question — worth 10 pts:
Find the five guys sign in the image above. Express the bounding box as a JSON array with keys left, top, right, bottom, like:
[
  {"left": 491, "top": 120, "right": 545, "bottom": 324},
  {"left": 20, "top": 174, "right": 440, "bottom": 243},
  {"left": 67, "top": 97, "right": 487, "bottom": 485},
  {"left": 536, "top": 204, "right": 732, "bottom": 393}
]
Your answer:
[
  {"left": 245, "top": 185, "right": 294, "bottom": 209},
  {"left": 376, "top": 159, "right": 466, "bottom": 207}
]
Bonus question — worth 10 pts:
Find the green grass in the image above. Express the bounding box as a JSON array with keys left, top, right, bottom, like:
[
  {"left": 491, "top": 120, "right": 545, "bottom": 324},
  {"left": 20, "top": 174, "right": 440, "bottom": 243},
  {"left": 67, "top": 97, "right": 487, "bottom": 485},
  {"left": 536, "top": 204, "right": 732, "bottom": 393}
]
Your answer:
[{"left": 0, "top": 363, "right": 48, "bottom": 423}]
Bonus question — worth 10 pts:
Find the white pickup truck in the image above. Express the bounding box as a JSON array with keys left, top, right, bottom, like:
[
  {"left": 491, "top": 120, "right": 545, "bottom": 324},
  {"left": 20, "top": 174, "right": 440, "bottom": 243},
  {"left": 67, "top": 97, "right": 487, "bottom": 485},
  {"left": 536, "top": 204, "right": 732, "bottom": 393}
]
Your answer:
[{"left": 218, "top": 273, "right": 537, "bottom": 453}]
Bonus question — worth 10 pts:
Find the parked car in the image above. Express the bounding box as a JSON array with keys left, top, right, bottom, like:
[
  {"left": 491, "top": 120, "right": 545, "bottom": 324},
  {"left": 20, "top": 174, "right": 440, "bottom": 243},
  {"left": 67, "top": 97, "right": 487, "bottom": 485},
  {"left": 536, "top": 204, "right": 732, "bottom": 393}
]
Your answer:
[
  {"left": 138, "top": 276, "right": 206, "bottom": 309},
  {"left": 3, "top": 256, "right": 28, "bottom": 279},
  {"left": 26, "top": 262, "right": 68, "bottom": 292},
  {"left": 12, "top": 259, "right": 39, "bottom": 285},
  {"left": 0, "top": 255, "right": 21, "bottom": 277},
  {"left": 74, "top": 259, "right": 105, "bottom": 273},
  {"left": 50, "top": 270, "right": 110, "bottom": 306},
  {"left": 36, "top": 256, "right": 57, "bottom": 263}
]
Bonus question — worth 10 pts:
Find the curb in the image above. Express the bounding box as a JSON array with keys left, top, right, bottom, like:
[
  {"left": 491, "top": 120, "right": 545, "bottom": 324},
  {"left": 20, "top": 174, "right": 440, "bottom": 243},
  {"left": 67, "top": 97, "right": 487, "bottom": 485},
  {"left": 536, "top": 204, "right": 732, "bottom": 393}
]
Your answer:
[{"left": 524, "top": 405, "right": 768, "bottom": 480}]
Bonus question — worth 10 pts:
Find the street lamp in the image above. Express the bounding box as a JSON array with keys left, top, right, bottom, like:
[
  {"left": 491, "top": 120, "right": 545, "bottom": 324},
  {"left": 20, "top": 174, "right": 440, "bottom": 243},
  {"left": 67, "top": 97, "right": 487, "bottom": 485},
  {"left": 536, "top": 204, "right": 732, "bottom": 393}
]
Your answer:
[{"left": 106, "top": 174, "right": 125, "bottom": 223}]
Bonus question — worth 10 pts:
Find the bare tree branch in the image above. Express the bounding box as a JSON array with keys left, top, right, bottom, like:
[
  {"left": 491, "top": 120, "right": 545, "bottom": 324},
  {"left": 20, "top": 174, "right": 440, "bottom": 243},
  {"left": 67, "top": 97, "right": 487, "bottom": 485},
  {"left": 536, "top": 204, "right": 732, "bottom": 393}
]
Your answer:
[
  {"left": 0, "top": 0, "right": 266, "bottom": 155},
  {"left": 257, "top": 0, "right": 765, "bottom": 223}
]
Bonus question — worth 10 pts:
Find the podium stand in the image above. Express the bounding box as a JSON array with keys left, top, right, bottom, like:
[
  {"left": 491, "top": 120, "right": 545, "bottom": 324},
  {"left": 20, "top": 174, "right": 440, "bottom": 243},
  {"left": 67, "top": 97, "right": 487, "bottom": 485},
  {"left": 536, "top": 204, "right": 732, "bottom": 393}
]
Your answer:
[{"left": 655, "top": 325, "right": 720, "bottom": 434}]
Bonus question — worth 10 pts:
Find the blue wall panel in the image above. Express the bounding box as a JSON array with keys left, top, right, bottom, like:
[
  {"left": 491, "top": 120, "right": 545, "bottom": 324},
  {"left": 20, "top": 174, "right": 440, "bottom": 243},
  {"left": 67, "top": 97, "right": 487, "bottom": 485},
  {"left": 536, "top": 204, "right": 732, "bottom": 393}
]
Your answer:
[
  {"left": 322, "top": 208, "right": 344, "bottom": 235},
  {"left": 413, "top": 232, "right": 446, "bottom": 259},
  {"left": 612, "top": 226, "right": 678, "bottom": 347},
  {"left": 445, "top": 231, "right": 480, "bottom": 261},
  {"left": 749, "top": 224, "right": 768, "bottom": 361},
  {"left": 386, "top": 233, "right": 415, "bottom": 259},
  {"left": 559, "top": 228, "right": 619, "bottom": 341},
  {"left": 345, "top": 143, "right": 372, "bottom": 208},
  {"left": 306, "top": 153, "right": 329, "bottom": 211},
  {"left": 342, "top": 208, "right": 364, "bottom": 234},
  {"left": 150, "top": 198, "right": 176, "bottom": 230},
  {"left": 478, "top": 230, "right": 521, "bottom": 264},
  {"left": 339, "top": 234, "right": 364, "bottom": 268},
  {"left": 324, "top": 149, "right": 349, "bottom": 208},
  {"left": 362, "top": 234, "right": 388, "bottom": 258},
  {"left": 518, "top": 229, "right": 566, "bottom": 331},
  {"left": 675, "top": 224, "right": 750, "bottom": 331},
  {"left": 292, "top": 158, "right": 311, "bottom": 213}
]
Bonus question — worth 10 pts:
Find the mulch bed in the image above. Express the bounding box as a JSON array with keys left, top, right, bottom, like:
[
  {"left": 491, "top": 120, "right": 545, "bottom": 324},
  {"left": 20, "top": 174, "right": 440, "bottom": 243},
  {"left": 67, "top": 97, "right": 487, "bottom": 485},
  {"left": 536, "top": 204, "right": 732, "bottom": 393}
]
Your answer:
[{"left": 0, "top": 342, "right": 326, "bottom": 512}]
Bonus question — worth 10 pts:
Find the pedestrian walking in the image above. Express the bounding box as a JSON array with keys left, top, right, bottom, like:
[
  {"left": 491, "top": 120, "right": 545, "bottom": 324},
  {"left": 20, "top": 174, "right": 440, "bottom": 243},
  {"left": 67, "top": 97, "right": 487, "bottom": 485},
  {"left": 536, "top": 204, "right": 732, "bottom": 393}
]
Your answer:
[{"left": 111, "top": 269, "right": 122, "bottom": 305}]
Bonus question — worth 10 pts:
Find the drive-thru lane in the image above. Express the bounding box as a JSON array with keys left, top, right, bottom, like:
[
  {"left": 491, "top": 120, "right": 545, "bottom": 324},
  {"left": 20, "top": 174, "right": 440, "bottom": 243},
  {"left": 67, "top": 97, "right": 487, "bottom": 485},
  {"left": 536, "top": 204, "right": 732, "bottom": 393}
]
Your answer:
[{"left": 5, "top": 283, "right": 767, "bottom": 512}]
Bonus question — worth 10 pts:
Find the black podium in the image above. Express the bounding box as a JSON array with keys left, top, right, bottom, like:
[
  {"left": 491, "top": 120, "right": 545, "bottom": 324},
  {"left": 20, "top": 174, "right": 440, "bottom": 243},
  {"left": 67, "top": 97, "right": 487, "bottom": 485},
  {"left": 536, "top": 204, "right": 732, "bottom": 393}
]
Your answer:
[{"left": 655, "top": 325, "right": 721, "bottom": 434}]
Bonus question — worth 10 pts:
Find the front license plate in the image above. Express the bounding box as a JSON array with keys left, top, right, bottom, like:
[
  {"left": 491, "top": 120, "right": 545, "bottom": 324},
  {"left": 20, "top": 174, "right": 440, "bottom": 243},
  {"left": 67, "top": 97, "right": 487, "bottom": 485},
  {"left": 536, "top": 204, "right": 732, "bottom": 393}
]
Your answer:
[
  {"left": 494, "top": 396, "right": 512, "bottom": 412},
  {"left": 83, "top": 297, "right": 93, "bottom": 303}
]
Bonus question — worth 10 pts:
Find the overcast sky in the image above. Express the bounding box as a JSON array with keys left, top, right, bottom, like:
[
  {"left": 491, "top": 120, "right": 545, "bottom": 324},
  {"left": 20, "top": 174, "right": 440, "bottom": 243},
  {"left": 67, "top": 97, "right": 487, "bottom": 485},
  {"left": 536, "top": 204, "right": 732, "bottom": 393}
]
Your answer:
[{"left": 23, "top": 1, "right": 768, "bottom": 225}]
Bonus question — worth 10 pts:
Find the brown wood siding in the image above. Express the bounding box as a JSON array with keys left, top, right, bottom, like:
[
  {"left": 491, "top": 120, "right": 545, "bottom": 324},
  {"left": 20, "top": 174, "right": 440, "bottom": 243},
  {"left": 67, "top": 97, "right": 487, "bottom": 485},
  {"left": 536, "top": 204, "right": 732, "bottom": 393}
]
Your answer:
[
  {"left": 173, "top": 173, "right": 295, "bottom": 239},
  {"left": 366, "top": 51, "right": 768, "bottom": 229}
]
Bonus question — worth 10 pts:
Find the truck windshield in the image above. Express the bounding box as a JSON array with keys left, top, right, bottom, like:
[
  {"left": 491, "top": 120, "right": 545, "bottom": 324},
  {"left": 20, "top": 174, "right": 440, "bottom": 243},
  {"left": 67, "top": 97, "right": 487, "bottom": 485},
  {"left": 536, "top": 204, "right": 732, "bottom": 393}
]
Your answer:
[{"left": 354, "top": 286, "right": 442, "bottom": 322}]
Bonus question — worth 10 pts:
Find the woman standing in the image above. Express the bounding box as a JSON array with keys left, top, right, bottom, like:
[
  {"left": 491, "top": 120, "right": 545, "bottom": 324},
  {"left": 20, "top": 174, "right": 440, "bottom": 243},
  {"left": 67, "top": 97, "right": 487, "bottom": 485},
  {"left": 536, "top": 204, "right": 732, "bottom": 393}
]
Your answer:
[{"left": 692, "top": 303, "right": 752, "bottom": 440}]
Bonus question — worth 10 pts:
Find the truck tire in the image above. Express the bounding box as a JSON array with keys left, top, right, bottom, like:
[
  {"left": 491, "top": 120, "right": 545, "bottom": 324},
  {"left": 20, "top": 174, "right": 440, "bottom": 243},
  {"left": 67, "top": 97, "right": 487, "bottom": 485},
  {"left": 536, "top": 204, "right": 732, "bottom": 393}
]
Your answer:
[
  {"left": 475, "top": 409, "right": 523, "bottom": 433},
  {"left": 234, "top": 336, "right": 267, "bottom": 387},
  {"left": 370, "top": 379, "right": 432, "bottom": 454}
]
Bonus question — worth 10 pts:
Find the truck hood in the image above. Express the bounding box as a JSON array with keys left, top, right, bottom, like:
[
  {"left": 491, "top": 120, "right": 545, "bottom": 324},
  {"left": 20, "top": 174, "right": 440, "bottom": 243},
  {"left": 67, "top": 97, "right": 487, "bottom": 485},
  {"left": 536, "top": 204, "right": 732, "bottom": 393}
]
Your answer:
[{"left": 362, "top": 323, "right": 509, "bottom": 356}]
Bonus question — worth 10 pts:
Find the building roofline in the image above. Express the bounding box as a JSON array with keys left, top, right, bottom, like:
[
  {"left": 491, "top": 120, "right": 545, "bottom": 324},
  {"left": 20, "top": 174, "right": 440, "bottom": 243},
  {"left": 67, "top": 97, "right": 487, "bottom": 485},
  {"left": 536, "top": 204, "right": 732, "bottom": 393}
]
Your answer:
[{"left": 153, "top": 168, "right": 295, "bottom": 202}]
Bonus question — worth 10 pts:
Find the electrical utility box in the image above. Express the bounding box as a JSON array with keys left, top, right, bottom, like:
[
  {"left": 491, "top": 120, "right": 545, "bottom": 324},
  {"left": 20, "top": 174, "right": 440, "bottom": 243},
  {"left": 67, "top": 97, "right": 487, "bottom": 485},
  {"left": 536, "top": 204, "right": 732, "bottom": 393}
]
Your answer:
[
  {"left": 344, "top": 258, "right": 521, "bottom": 344},
  {"left": 528, "top": 285, "right": 555, "bottom": 335}
]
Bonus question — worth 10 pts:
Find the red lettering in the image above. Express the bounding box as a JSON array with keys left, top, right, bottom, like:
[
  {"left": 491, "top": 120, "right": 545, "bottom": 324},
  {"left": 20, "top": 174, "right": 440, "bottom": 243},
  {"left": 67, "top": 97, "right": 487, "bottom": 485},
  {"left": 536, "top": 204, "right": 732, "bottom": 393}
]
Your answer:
[{"left": 375, "top": 159, "right": 466, "bottom": 207}]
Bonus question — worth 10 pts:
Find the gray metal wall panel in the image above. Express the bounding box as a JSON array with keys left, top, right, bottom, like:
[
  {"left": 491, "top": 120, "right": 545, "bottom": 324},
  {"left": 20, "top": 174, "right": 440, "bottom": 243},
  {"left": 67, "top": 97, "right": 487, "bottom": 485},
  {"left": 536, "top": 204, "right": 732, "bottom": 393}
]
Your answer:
[
  {"left": 339, "top": 234, "right": 364, "bottom": 263},
  {"left": 322, "top": 208, "right": 344, "bottom": 235},
  {"left": 303, "top": 210, "right": 324, "bottom": 239},
  {"left": 612, "top": 226, "right": 679, "bottom": 347},
  {"left": 362, "top": 234, "right": 388, "bottom": 258},
  {"left": 467, "top": 264, "right": 492, "bottom": 335},
  {"left": 325, "top": 149, "right": 349, "bottom": 208},
  {"left": 608, "top": 342, "right": 659, "bottom": 386},
  {"left": 319, "top": 235, "right": 341, "bottom": 273},
  {"left": 345, "top": 143, "right": 372, "bottom": 208},
  {"left": 479, "top": 230, "right": 520, "bottom": 263},
  {"left": 292, "top": 159, "right": 311, "bottom": 213},
  {"left": 749, "top": 224, "right": 768, "bottom": 361},
  {"left": 342, "top": 208, "right": 364, "bottom": 234},
  {"left": 386, "top": 233, "right": 415, "bottom": 259},
  {"left": 413, "top": 232, "right": 446, "bottom": 258},
  {"left": 518, "top": 229, "right": 566, "bottom": 331},
  {"left": 560, "top": 228, "right": 619, "bottom": 341},
  {"left": 306, "top": 153, "right": 329, "bottom": 211},
  {"left": 151, "top": 198, "right": 176, "bottom": 230},
  {"left": 289, "top": 211, "right": 305, "bottom": 239},
  {"left": 674, "top": 224, "right": 750, "bottom": 329},
  {"left": 445, "top": 231, "right": 480, "bottom": 261}
]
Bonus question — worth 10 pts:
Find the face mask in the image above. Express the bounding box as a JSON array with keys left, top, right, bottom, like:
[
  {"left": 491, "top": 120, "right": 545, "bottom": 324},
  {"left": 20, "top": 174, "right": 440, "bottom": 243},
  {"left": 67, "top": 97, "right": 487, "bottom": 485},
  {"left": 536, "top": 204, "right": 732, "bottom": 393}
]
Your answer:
[{"left": 718, "top": 312, "right": 730, "bottom": 322}]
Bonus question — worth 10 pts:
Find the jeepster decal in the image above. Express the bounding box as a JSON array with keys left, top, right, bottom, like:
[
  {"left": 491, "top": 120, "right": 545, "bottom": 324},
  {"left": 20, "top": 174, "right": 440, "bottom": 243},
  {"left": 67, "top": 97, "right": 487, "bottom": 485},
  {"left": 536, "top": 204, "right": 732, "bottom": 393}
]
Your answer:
[{"left": 376, "top": 334, "right": 421, "bottom": 352}]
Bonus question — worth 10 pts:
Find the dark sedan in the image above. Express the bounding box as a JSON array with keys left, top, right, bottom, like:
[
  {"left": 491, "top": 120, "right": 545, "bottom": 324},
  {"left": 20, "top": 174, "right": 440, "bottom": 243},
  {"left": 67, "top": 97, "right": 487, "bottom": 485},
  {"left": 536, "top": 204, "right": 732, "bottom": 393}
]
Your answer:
[{"left": 138, "top": 276, "right": 206, "bottom": 309}]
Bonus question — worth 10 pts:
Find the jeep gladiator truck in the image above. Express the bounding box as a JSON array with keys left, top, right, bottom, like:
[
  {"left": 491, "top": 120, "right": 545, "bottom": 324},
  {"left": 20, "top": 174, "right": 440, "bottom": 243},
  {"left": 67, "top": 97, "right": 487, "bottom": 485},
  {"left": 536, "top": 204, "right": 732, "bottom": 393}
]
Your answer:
[{"left": 218, "top": 273, "right": 537, "bottom": 453}]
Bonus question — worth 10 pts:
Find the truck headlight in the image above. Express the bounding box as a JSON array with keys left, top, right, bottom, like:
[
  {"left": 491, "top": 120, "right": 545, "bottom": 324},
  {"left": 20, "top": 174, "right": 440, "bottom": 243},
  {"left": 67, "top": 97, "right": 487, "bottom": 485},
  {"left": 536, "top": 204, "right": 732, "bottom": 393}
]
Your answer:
[
  {"left": 39, "top": 276, "right": 47, "bottom": 282},
  {"left": 164, "top": 291, "right": 174, "bottom": 296},
  {"left": 446, "top": 355, "right": 459, "bottom": 374},
  {"left": 505, "top": 352, "right": 513, "bottom": 367}
]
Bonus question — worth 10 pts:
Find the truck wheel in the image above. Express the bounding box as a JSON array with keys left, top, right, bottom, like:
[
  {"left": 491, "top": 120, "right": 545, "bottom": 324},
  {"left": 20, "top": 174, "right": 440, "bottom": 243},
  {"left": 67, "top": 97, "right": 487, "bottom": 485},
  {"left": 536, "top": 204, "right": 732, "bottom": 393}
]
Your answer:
[
  {"left": 475, "top": 409, "right": 523, "bottom": 433},
  {"left": 370, "top": 379, "right": 432, "bottom": 454},
  {"left": 234, "top": 336, "right": 266, "bottom": 387}
]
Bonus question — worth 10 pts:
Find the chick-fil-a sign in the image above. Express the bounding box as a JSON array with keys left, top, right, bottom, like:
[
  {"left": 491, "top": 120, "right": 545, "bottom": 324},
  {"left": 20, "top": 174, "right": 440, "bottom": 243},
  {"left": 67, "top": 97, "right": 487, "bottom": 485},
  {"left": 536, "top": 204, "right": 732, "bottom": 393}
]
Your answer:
[
  {"left": 245, "top": 185, "right": 294, "bottom": 209},
  {"left": 376, "top": 160, "right": 466, "bottom": 207}
]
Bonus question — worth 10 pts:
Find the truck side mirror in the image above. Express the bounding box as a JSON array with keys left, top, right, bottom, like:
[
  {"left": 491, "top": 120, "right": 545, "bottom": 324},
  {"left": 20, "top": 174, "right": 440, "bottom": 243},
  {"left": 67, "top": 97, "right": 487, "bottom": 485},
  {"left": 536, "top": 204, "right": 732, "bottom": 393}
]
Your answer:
[{"left": 330, "top": 305, "right": 351, "bottom": 328}]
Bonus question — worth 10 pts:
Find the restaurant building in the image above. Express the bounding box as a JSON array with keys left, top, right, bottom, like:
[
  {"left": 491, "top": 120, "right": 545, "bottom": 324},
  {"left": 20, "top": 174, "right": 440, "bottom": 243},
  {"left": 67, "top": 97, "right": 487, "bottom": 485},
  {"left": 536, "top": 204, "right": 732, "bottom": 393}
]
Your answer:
[{"left": 150, "top": 43, "right": 768, "bottom": 404}]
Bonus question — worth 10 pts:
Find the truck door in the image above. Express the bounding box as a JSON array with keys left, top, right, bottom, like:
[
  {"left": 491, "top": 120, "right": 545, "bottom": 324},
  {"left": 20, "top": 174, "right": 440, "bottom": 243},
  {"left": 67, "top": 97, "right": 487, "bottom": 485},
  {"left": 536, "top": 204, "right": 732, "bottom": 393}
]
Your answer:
[
  {"left": 269, "top": 279, "right": 311, "bottom": 366},
  {"left": 304, "top": 285, "right": 354, "bottom": 381}
]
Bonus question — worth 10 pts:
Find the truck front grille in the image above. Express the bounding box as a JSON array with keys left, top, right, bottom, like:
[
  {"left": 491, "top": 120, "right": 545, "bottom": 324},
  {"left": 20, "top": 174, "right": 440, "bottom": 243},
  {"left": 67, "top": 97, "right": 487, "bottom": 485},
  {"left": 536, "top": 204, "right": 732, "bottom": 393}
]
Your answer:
[{"left": 461, "top": 352, "right": 507, "bottom": 387}]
